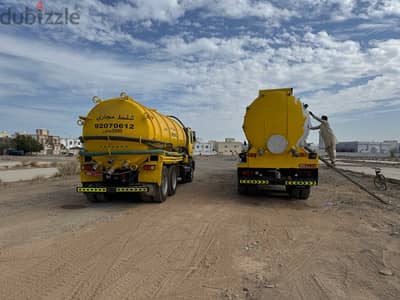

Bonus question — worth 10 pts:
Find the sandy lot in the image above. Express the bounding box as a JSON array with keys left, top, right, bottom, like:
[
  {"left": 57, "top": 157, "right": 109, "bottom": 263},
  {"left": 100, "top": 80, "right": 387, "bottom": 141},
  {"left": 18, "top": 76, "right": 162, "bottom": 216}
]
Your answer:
[{"left": 0, "top": 156, "right": 399, "bottom": 299}]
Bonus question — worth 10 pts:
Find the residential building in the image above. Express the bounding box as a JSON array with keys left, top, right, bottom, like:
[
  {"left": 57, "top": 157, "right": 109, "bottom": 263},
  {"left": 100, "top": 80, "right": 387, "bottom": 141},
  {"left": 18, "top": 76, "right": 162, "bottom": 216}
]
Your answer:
[
  {"left": 0, "top": 131, "right": 9, "bottom": 138},
  {"left": 61, "top": 138, "right": 82, "bottom": 150},
  {"left": 193, "top": 142, "right": 215, "bottom": 156},
  {"left": 0, "top": 131, "right": 12, "bottom": 155},
  {"left": 60, "top": 138, "right": 83, "bottom": 156},
  {"left": 35, "top": 129, "right": 61, "bottom": 155},
  {"left": 215, "top": 138, "right": 244, "bottom": 156}
]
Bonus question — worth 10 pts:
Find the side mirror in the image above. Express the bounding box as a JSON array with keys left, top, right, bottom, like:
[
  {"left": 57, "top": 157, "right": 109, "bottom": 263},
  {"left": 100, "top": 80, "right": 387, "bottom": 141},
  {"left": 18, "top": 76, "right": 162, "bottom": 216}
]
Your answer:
[{"left": 192, "top": 131, "right": 197, "bottom": 142}]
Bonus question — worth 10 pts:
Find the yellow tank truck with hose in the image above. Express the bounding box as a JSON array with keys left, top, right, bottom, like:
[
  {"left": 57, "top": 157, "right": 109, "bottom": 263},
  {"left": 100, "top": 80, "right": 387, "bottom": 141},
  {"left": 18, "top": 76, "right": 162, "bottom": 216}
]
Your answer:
[
  {"left": 76, "top": 92, "right": 196, "bottom": 203},
  {"left": 237, "top": 88, "right": 318, "bottom": 199}
]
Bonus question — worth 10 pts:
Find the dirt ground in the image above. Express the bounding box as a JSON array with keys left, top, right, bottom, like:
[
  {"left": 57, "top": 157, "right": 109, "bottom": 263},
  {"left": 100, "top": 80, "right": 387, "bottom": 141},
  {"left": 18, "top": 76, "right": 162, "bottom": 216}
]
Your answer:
[{"left": 0, "top": 156, "right": 399, "bottom": 299}]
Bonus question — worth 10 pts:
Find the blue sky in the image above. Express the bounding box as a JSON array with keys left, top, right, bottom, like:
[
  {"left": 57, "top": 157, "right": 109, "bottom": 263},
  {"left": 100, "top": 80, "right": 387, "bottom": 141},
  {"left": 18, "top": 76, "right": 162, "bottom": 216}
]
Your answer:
[{"left": 0, "top": 0, "right": 399, "bottom": 143}]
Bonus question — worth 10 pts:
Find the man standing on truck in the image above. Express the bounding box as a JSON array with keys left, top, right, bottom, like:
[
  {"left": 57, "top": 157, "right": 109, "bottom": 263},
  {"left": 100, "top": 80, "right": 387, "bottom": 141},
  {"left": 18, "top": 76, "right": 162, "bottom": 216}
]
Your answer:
[{"left": 309, "top": 112, "right": 337, "bottom": 165}]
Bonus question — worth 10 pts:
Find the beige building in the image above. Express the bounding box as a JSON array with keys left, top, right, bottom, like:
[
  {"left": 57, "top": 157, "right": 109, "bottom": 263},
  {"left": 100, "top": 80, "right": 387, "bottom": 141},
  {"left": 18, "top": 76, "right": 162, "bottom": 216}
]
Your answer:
[
  {"left": 0, "top": 131, "right": 11, "bottom": 155},
  {"left": 0, "top": 131, "right": 9, "bottom": 138},
  {"left": 36, "top": 129, "right": 61, "bottom": 155},
  {"left": 215, "top": 138, "right": 244, "bottom": 156}
]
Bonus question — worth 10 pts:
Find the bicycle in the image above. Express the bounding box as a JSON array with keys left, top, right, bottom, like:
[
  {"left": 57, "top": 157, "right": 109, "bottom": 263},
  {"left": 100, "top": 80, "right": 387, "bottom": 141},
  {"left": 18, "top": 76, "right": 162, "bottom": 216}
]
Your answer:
[{"left": 373, "top": 167, "right": 387, "bottom": 191}]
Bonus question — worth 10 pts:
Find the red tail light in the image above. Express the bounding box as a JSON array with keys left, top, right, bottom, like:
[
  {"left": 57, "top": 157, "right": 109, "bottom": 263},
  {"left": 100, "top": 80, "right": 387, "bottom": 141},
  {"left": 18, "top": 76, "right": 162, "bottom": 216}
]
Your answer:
[
  {"left": 241, "top": 170, "right": 252, "bottom": 176},
  {"left": 143, "top": 165, "right": 156, "bottom": 171},
  {"left": 83, "top": 164, "right": 92, "bottom": 171}
]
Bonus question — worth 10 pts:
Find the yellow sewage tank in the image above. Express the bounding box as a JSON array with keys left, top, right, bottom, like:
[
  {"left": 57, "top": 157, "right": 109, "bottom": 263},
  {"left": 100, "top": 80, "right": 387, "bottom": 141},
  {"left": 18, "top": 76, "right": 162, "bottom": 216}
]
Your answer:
[
  {"left": 76, "top": 93, "right": 196, "bottom": 203},
  {"left": 237, "top": 88, "right": 319, "bottom": 200}
]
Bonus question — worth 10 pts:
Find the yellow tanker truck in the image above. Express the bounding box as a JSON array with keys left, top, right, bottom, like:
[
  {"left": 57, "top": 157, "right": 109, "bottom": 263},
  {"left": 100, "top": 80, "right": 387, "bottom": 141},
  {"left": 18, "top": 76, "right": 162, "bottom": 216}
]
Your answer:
[
  {"left": 237, "top": 88, "right": 318, "bottom": 199},
  {"left": 76, "top": 93, "right": 196, "bottom": 203}
]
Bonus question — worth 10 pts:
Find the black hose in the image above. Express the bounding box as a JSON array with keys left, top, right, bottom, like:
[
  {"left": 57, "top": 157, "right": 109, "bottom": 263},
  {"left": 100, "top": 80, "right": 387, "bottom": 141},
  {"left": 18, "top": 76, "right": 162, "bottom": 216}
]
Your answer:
[{"left": 315, "top": 152, "right": 391, "bottom": 205}]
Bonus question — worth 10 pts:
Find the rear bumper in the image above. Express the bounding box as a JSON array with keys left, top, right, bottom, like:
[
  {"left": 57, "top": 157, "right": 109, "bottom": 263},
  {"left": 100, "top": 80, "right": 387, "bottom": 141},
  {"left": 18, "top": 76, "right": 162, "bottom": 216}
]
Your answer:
[
  {"left": 76, "top": 186, "right": 150, "bottom": 193},
  {"left": 238, "top": 168, "right": 318, "bottom": 186},
  {"left": 238, "top": 179, "right": 318, "bottom": 186}
]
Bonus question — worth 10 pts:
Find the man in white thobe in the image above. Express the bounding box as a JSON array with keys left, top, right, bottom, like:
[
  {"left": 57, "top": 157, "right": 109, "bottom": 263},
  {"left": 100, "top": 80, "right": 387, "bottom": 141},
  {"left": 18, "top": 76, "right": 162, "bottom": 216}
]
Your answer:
[{"left": 309, "top": 112, "right": 337, "bottom": 165}]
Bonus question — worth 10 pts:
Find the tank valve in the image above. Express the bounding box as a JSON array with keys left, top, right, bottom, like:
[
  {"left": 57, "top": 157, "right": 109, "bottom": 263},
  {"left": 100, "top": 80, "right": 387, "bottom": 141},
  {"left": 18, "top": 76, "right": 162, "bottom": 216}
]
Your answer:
[
  {"left": 92, "top": 162, "right": 102, "bottom": 172},
  {"left": 105, "top": 167, "right": 115, "bottom": 179},
  {"left": 120, "top": 92, "right": 128, "bottom": 98},
  {"left": 122, "top": 160, "right": 130, "bottom": 169},
  {"left": 290, "top": 147, "right": 299, "bottom": 157},
  {"left": 92, "top": 96, "right": 102, "bottom": 104}
]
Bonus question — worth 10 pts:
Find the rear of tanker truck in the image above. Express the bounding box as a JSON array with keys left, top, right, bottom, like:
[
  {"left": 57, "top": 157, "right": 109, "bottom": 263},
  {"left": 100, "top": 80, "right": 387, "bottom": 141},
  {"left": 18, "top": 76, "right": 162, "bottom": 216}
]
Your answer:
[
  {"left": 76, "top": 93, "right": 196, "bottom": 203},
  {"left": 237, "top": 88, "right": 318, "bottom": 199}
]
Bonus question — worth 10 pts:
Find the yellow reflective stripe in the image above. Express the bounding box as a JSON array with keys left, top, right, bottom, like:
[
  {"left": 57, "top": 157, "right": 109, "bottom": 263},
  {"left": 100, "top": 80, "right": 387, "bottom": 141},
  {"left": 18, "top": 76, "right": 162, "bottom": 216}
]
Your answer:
[
  {"left": 239, "top": 179, "right": 269, "bottom": 184},
  {"left": 76, "top": 187, "right": 107, "bottom": 192},
  {"left": 285, "top": 181, "right": 317, "bottom": 186},
  {"left": 116, "top": 187, "right": 149, "bottom": 192}
]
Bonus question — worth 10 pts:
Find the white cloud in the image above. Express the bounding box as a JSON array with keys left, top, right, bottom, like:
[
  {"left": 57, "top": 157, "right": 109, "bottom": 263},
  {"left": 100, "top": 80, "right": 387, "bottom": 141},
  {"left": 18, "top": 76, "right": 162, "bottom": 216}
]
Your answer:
[
  {"left": 0, "top": 0, "right": 293, "bottom": 48},
  {"left": 0, "top": 0, "right": 399, "bottom": 139},
  {"left": 366, "top": 0, "right": 400, "bottom": 17},
  {"left": 1, "top": 30, "right": 399, "bottom": 114},
  {"left": 204, "top": 0, "right": 293, "bottom": 20}
]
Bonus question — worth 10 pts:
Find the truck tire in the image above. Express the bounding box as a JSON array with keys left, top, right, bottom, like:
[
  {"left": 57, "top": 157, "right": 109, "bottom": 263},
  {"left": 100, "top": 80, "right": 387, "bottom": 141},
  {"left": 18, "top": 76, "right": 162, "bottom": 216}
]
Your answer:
[
  {"left": 238, "top": 183, "right": 249, "bottom": 195},
  {"left": 299, "top": 187, "right": 310, "bottom": 200},
  {"left": 287, "top": 186, "right": 310, "bottom": 200},
  {"left": 182, "top": 162, "right": 194, "bottom": 183},
  {"left": 286, "top": 186, "right": 300, "bottom": 199},
  {"left": 168, "top": 165, "right": 177, "bottom": 196},
  {"left": 153, "top": 166, "right": 168, "bottom": 203},
  {"left": 186, "top": 167, "right": 194, "bottom": 182},
  {"left": 86, "top": 193, "right": 99, "bottom": 203},
  {"left": 85, "top": 193, "right": 106, "bottom": 203}
]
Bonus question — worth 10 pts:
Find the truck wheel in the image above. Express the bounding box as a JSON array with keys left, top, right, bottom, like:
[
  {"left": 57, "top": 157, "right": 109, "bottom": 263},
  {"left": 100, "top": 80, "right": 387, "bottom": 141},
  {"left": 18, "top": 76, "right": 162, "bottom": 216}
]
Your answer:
[
  {"left": 238, "top": 183, "right": 249, "bottom": 195},
  {"left": 85, "top": 193, "right": 106, "bottom": 203},
  {"left": 286, "top": 186, "right": 300, "bottom": 199},
  {"left": 153, "top": 166, "right": 168, "bottom": 203},
  {"left": 186, "top": 167, "right": 194, "bottom": 182},
  {"left": 168, "top": 165, "right": 177, "bottom": 196},
  {"left": 86, "top": 193, "right": 99, "bottom": 203},
  {"left": 182, "top": 163, "right": 194, "bottom": 183},
  {"left": 286, "top": 186, "right": 310, "bottom": 200},
  {"left": 299, "top": 187, "right": 310, "bottom": 200}
]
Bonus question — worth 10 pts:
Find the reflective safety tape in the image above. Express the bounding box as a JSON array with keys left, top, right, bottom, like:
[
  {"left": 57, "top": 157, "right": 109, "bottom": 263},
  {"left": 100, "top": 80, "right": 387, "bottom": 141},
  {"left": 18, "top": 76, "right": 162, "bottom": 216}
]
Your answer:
[
  {"left": 239, "top": 179, "right": 269, "bottom": 185},
  {"left": 76, "top": 187, "right": 107, "bottom": 193},
  {"left": 116, "top": 187, "right": 149, "bottom": 192},
  {"left": 285, "top": 181, "right": 317, "bottom": 186}
]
